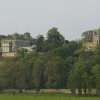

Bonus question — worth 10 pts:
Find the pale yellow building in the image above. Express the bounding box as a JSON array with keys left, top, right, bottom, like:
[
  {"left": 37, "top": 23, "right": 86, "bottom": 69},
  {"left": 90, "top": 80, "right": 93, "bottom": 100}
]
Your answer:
[
  {"left": 83, "top": 31, "right": 100, "bottom": 50},
  {"left": 0, "top": 39, "right": 33, "bottom": 57}
]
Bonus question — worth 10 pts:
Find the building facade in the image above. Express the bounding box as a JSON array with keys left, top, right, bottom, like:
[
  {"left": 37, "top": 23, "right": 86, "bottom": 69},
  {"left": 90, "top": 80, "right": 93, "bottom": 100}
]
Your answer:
[
  {"left": 83, "top": 31, "right": 100, "bottom": 50},
  {"left": 0, "top": 39, "right": 33, "bottom": 57}
]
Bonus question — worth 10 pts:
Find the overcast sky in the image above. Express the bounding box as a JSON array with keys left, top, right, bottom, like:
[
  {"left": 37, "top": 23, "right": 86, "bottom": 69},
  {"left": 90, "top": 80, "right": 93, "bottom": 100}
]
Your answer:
[{"left": 0, "top": 0, "right": 99, "bottom": 40}]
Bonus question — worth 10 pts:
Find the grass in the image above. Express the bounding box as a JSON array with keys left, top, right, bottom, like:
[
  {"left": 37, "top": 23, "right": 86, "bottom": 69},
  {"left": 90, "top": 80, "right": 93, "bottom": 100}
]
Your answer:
[{"left": 0, "top": 94, "right": 100, "bottom": 100}]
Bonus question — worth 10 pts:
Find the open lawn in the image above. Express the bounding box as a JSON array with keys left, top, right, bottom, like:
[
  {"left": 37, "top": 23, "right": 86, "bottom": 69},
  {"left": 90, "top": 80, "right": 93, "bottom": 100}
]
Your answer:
[{"left": 0, "top": 94, "right": 100, "bottom": 100}]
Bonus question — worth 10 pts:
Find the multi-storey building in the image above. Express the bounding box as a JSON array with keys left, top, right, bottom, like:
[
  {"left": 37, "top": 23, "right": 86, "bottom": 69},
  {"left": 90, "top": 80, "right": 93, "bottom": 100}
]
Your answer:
[
  {"left": 0, "top": 39, "right": 34, "bottom": 57},
  {"left": 83, "top": 30, "right": 100, "bottom": 50}
]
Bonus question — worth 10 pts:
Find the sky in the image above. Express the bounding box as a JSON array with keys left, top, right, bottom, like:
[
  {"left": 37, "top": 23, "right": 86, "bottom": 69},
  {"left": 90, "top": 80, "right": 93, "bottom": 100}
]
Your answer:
[{"left": 0, "top": 0, "right": 99, "bottom": 40}]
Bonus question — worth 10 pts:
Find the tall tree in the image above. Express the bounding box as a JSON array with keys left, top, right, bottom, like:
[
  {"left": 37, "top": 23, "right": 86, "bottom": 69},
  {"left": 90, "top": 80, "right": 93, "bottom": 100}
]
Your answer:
[
  {"left": 33, "top": 56, "right": 46, "bottom": 91},
  {"left": 47, "top": 27, "right": 65, "bottom": 50},
  {"left": 35, "top": 35, "right": 45, "bottom": 52},
  {"left": 92, "top": 64, "right": 100, "bottom": 96},
  {"left": 24, "top": 32, "right": 32, "bottom": 40},
  {"left": 45, "top": 56, "right": 65, "bottom": 89}
]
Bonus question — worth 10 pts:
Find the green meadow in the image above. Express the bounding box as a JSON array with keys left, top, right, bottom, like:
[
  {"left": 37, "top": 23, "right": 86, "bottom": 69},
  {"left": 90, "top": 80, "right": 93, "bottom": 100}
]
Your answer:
[{"left": 0, "top": 94, "right": 99, "bottom": 100}]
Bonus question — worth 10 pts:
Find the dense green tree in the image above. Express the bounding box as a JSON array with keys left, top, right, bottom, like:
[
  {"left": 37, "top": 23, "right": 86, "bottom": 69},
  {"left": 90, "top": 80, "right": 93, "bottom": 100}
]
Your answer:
[
  {"left": 46, "top": 27, "right": 65, "bottom": 50},
  {"left": 45, "top": 56, "right": 65, "bottom": 89},
  {"left": 68, "top": 57, "right": 93, "bottom": 95},
  {"left": 33, "top": 56, "right": 47, "bottom": 91},
  {"left": 0, "top": 61, "right": 9, "bottom": 91},
  {"left": 24, "top": 32, "right": 32, "bottom": 40},
  {"left": 0, "top": 27, "right": 100, "bottom": 96},
  {"left": 16, "top": 49, "right": 38, "bottom": 90},
  {"left": 92, "top": 65, "right": 100, "bottom": 96},
  {"left": 35, "top": 35, "right": 45, "bottom": 52}
]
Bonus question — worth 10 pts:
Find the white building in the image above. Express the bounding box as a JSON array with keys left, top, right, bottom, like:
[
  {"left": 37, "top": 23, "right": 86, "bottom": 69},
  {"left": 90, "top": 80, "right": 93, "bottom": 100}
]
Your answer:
[{"left": 0, "top": 39, "right": 34, "bottom": 57}]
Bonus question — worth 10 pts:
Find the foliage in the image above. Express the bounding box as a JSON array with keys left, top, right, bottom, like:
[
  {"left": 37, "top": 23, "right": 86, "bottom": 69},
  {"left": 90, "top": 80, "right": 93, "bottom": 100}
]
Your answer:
[{"left": 0, "top": 27, "right": 100, "bottom": 96}]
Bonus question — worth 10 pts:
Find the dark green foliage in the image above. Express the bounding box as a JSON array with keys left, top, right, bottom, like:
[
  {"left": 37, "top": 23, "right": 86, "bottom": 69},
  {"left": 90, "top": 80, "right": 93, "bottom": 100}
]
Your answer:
[
  {"left": 0, "top": 27, "right": 100, "bottom": 96},
  {"left": 33, "top": 56, "right": 47, "bottom": 90},
  {"left": 35, "top": 35, "right": 45, "bottom": 52},
  {"left": 46, "top": 27, "right": 65, "bottom": 51},
  {"left": 45, "top": 56, "right": 65, "bottom": 89}
]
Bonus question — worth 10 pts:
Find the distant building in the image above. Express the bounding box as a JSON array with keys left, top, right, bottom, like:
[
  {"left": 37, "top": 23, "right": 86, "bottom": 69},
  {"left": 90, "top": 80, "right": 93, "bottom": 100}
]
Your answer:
[
  {"left": 0, "top": 39, "right": 34, "bottom": 57},
  {"left": 83, "top": 30, "right": 100, "bottom": 50}
]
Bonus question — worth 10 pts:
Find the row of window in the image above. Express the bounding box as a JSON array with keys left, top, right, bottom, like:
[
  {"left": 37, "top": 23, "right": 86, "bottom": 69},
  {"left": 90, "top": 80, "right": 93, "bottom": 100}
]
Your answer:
[{"left": 1, "top": 46, "right": 16, "bottom": 53}]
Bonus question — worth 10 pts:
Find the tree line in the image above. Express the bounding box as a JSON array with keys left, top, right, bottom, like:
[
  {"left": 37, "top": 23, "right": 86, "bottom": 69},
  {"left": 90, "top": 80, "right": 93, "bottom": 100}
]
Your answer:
[{"left": 0, "top": 27, "right": 100, "bottom": 96}]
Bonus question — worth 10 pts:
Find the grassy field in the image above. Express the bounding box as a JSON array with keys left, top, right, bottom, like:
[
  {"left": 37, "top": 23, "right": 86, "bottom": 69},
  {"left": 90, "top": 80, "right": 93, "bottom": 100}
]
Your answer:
[{"left": 0, "top": 94, "right": 100, "bottom": 100}]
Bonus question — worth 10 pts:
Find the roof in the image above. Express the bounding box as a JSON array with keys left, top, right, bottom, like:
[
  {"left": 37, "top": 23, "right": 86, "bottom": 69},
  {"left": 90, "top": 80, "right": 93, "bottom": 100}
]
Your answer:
[
  {"left": 1, "top": 39, "right": 32, "bottom": 47},
  {"left": 15, "top": 40, "right": 31, "bottom": 47}
]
